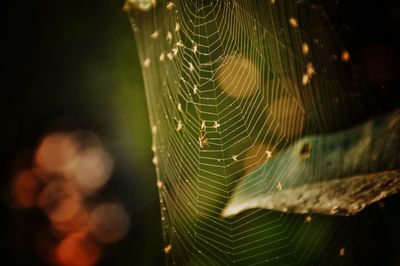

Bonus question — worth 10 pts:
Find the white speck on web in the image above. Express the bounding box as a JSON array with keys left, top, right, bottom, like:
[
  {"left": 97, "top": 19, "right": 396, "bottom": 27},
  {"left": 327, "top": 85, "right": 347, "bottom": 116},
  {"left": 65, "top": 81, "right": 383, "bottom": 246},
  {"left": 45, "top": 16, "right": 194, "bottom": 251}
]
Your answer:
[
  {"left": 150, "top": 30, "right": 159, "bottom": 39},
  {"left": 143, "top": 58, "right": 151, "bottom": 67}
]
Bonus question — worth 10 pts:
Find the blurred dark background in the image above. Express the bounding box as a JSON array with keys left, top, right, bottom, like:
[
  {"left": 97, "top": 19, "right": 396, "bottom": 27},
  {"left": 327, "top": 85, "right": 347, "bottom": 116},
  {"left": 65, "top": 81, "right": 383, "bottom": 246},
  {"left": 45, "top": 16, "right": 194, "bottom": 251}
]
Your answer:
[
  {"left": 0, "top": 1, "right": 163, "bottom": 265},
  {"left": 0, "top": 0, "right": 399, "bottom": 266}
]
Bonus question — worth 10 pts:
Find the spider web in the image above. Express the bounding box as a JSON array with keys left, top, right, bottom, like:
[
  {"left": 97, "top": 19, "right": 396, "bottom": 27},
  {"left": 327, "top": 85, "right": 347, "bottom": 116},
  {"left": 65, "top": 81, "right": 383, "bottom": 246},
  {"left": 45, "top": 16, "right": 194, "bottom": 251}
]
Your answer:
[{"left": 126, "top": 0, "right": 377, "bottom": 264}]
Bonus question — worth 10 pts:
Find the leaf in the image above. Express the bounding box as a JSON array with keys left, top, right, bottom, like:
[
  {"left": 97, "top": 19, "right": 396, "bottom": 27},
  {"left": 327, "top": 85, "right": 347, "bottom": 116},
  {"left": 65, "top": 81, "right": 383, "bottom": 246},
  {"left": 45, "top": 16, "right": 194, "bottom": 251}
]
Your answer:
[
  {"left": 223, "top": 109, "right": 400, "bottom": 217},
  {"left": 223, "top": 170, "right": 400, "bottom": 217}
]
